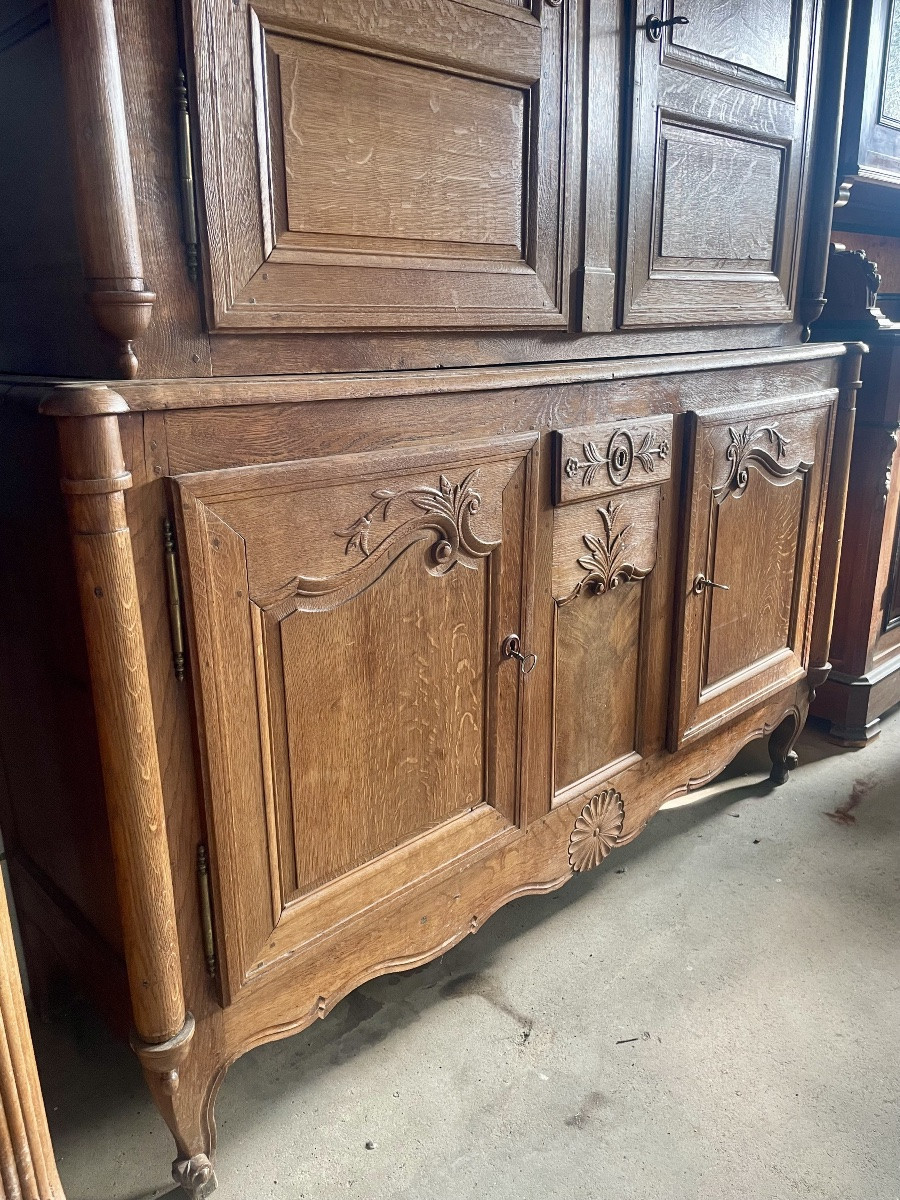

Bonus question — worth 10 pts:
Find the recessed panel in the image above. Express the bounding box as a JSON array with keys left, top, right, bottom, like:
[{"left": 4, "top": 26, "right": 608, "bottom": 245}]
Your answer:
[
  {"left": 670, "top": 0, "right": 794, "bottom": 83},
  {"left": 658, "top": 125, "right": 782, "bottom": 264},
  {"left": 555, "top": 584, "right": 641, "bottom": 794},
  {"left": 705, "top": 471, "right": 804, "bottom": 688},
  {"left": 279, "top": 551, "right": 487, "bottom": 897},
  {"left": 273, "top": 35, "right": 525, "bottom": 253},
  {"left": 883, "top": 2, "right": 900, "bottom": 127}
]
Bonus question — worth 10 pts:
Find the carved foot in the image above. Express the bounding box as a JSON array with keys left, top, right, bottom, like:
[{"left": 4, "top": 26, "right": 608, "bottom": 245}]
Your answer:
[
  {"left": 768, "top": 710, "right": 802, "bottom": 786},
  {"left": 173, "top": 1153, "right": 218, "bottom": 1198}
]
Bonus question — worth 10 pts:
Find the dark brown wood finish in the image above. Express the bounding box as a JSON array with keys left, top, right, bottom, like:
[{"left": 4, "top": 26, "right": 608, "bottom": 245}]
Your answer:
[
  {"left": 812, "top": 245, "right": 900, "bottom": 744},
  {"left": 0, "top": 1, "right": 858, "bottom": 1196}
]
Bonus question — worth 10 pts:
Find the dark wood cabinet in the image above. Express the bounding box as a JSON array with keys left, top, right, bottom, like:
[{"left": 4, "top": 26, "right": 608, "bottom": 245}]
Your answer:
[
  {"left": 811, "top": 245, "right": 900, "bottom": 743},
  {"left": 0, "top": 1, "right": 860, "bottom": 1196},
  {"left": 838, "top": 0, "right": 900, "bottom": 190}
]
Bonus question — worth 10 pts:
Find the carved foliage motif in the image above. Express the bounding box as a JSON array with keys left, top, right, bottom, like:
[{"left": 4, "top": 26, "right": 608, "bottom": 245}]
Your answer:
[
  {"left": 568, "top": 789, "right": 625, "bottom": 872},
  {"left": 262, "top": 469, "right": 498, "bottom": 613},
  {"left": 560, "top": 502, "right": 650, "bottom": 605},
  {"left": 721, "top": 423, "right": 793, "bottom": 496},
  {"left": 564, "top": 428, "right": 670, "bottom": 490}
]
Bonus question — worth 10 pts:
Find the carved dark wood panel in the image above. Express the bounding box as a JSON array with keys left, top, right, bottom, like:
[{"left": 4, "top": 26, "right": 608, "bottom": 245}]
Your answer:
[{"left": 174, "top": 433, "right": 538, "bottom": 999}]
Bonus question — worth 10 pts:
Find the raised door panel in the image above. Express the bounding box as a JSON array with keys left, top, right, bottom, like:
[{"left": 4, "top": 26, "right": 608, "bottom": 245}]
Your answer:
[
  {"left": 670, "top": 392, "right": 834, "bottom": 747},
  {"left": 174, "top": 433, "right": 538, "bottom": 1000},
  {"left": 187, "top": 0, "right": 574, "bottom": 332},
  {"left": 620, "top": 0, "right": 819, "bottom": 328},
  {"left": 855, "top": 0, "right": 900, "bottom": 183},
  {"left": 550, "top": 419, "right": 669, "bottom": 806}
]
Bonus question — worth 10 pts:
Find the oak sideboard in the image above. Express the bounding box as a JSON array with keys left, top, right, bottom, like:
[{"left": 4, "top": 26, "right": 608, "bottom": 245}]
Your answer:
[{"left": 0, "top": 0, "right": 861, "bottom": 1194}]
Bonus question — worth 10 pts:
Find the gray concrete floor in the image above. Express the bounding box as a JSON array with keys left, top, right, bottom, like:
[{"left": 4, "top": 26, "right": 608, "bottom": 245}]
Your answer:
[{"left": 33, "top": 714, "right": 900, "bottom": 1200}]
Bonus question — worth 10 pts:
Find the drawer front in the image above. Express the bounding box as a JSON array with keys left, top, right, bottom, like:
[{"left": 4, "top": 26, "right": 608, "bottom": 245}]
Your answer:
[
  {"left": 187, "top": 0, "right": 574, "bottom": 333},
  {"left": 620, "top": 0, "right": 820, "bottom": 329},
  {"left": 174, "top": 432, "right": 538, "bottom": 999},
  {"left": 670, "top": 390, "right": 835, "bottom": 747}
]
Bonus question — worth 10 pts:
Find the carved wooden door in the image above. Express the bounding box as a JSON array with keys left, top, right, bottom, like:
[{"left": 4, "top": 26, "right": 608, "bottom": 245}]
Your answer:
[
  {"left": 620, "top": 0, "right": 820, "bottom": 328},
  {"left": 173, "top": 434, "right": 538, "bottom": 1000},
  {"left": 551, "top": 416, "right": 673, "bottom": 805},
  {"left": 185, "top": 0, "right": 574, "bottom": 332},
  {"left": 670, "top": 393, "right": 834, "bottom": 748}
]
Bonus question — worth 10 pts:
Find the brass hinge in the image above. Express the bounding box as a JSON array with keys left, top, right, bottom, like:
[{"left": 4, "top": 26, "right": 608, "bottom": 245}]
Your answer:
[
  {"left": 197, "top": 845, "right": 217, "bottom": 979},
  {"left": 163, "top": 518, "right": 186, "bottom": 681},
  {"left": 175, "top": 69, "right": 199, "bottom": 282}
]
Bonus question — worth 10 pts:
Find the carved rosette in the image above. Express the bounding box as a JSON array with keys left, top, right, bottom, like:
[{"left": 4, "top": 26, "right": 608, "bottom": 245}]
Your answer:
[{"left": 568, "top": 789, "right": 625, "bottom": 872}]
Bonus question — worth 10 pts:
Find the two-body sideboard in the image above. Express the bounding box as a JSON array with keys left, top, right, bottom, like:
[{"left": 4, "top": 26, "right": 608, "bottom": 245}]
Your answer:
[{"left": 0, "top": 0, "right": 862, "bottom": 1195}]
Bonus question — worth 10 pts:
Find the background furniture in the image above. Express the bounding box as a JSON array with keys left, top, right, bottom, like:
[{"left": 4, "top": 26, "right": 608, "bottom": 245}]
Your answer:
[
  {"left": 0, "top": 0, "right": 859, "bottom": 1195},
  {"left": 809, "top": 0, "right": 900, "bottom": 742}
]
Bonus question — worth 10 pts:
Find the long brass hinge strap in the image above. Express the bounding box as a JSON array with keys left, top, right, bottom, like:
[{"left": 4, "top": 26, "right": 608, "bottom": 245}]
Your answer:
[
  {"left": 175, "top": 69, "right": 199, "bottom": 282},
  {"left": 163, "top": 518, "right": 186, "bottom": 682},
  {"left": 197, "top": 845, "right": 217, "bottom": 979}
]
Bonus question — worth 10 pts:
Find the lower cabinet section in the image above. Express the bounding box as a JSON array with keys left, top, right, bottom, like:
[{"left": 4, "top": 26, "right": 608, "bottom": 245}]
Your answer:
[{"left": 3, "top": 342, "right": 859, "bottom": 1197}]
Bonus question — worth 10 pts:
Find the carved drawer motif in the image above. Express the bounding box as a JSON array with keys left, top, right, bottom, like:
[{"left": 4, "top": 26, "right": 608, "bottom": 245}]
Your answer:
[
  {"left": 551, "top": 480, "right": 663, "bottom": 807},
  {"left": 553, "top": 416, "right": 673, "bottom": 505}
]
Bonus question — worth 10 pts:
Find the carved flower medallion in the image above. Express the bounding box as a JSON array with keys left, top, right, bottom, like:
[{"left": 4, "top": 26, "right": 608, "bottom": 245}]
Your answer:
[{"left": 568, "top": 788, "right": 625, "bottom": 872}]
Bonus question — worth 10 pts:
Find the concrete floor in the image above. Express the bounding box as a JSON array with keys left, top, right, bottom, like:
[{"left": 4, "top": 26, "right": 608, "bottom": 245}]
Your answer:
[{"left": 33, "top": 714, "right": 900, "bottom": 1200}]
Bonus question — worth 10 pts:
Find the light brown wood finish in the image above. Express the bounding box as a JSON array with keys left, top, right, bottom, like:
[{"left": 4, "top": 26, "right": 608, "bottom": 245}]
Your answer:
[
  {"left": 0, "top": 870, "right": 66, "bottom": 1199},
  {"left": 620, "top": 0, "right": 822, "bottom": 329},
  {"left": 39, "top": 389, "right": 192, "bottom": 1041},
  {"left": 49, "top": 0, "right": 155, "bottom": 377},
  {"left": 0, "top": 2, "right": 859, "bottom": 1196},
  {"left": 186, "top": 0, "right": 574, "bottom": 332}
]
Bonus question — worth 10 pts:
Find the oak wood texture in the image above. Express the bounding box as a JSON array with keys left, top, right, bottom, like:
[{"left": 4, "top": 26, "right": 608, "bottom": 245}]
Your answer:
[
  {"left": 0, "top": 341, "right": 856, "bottom": 1197},
  {"left": 620, "top": 0, "right": 822, "bottom": 329},
  {"left": 0, "top": 1, "right": 856, "bottom": 1194},
  {"left": 0, "top": 0, "right": 844, "bottom": 379},
  {"left": 48, "top": 0, "right": 155, "bottom": 377},
  {"left": 0, "top": 870, "right": 65, "bottom": 1199},
  {"left": 41, "top": 388, "right": 189, "bottom": 1047},
  {"left": 185, "top": 0, "right": 574, "bottom": 333},
  {"left": 670, "top": 392, "right": 834, "bottom": 747}
]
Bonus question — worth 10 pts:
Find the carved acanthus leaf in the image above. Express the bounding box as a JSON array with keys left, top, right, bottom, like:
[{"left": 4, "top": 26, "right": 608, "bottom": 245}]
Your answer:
[
  {"left": 560, "top": 501, "right": 650, "bottom": 605},
  {"left": 261, "top": 469, "right": 499, "bottom": 615},
  {"left": 568, "top": 789, "right": 625, "bottom": 872},
  {"left": 722, "top": 423, "right": 795, "bottom": 496}
]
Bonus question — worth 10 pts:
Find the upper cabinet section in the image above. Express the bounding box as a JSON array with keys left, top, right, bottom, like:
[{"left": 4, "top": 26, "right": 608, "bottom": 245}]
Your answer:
[
  {"left": 185, "top": 0, "right": 576, "bottom": 332},
  {"left": 838, "top": 0, "right": 900, "bottom": 189},
  {"left": 619, "top": 0, "right": 821, "bottom": 329}
]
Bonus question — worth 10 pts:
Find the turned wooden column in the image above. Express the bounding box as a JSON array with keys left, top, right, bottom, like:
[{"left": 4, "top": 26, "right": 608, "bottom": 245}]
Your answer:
[
  {"left": 40, "top": 385, "right": 191, "bottom": 1064},
  {"left": 50, "top": 0, "right": 155, "bottom": 378},
  {"left": 0, "top": 873, "right": 66, "bottom": 1199}
]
